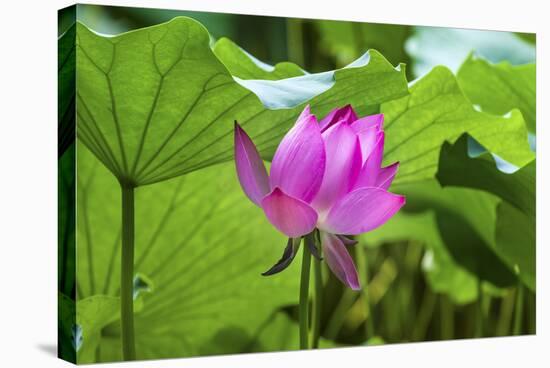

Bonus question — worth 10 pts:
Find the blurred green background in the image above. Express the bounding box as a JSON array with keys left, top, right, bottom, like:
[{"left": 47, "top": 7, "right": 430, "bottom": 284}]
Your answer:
[{"left": 59, "top": 3, "right": 536, "bottom": 364}]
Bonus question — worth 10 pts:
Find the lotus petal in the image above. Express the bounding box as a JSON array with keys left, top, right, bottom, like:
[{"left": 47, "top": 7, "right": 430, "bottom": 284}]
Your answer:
[
  {"left": 269, "top": 107, "right": 326, "bottom": 202},
  {"left": 234, "top": 122, "right": 270, "bottom": 206},
  {"left": 321, "top": 231, "right": 360, "bottom": 290},
  {"left": 261, "top": 187, "right": 318, "bottom": 237},
  {"left": 321, "top": 187, "right": 405, "bottom": 235}
]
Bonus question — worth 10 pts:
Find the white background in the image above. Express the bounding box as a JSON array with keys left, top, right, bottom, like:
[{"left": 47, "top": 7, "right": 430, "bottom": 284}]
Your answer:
[{"left": 0, "top": 0, "right": 547, "bottom": 366}]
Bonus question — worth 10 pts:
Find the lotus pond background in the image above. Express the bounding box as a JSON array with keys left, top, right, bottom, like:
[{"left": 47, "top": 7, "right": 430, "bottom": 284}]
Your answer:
[{"left": 58, "top": 4, "right": 536, "bottom": 364}]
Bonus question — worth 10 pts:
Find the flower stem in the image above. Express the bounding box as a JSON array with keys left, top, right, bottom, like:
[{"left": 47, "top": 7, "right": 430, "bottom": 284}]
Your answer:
[
  {"left": 299, "top": 237, "right": 312, "bottom": 350},
  {"left": 513, "top": 282, "right": 524, "bottom": 335},
  {"left": 121, "top": 185, "right": 136, "bottom": 360},
  {"left": 312, "top": 256, "right": 322, "bottom": 348}
]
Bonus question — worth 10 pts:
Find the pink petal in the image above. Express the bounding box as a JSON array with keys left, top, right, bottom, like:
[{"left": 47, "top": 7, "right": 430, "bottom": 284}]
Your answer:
[
  {"left": 319, "top": 104, "right": 358, "bottom": 132},
  {"left": 351, "top": 113, "right": 384, "bottom": 133},
  {"left": 297, "top": 104, "right": 311, "bottom": 121},
  {"left": 365, "top": 131, "right": 385, "bottom": 170},
  {"left": 355, "top": 126, "right": 380, "bottom": 164},
  {"left": 234, "top": 122, "right": 270, "bottom": 206},
  {"left": 261, "top": 187, "right": 318, "bottom": 238},
  {"left": 321, "top": 231, "right": 360, "bottom": 290},
  {"left": 269, "top": 108, "right": 326, "bottom": 203},
  {"left": 375, "top": 162, "right": 399, "bottom": 190},
  {"left": 351, "top": 114, "right": 383, "bottom": 163},
  {"left": 353, "top": 132, "right": 385, "bottom": 188},
  {"left": 321, "top": 187, "right": 405, "bottom": 235},
  {"left": 311, "top": 122, "right": 362, "bottom": 212}
]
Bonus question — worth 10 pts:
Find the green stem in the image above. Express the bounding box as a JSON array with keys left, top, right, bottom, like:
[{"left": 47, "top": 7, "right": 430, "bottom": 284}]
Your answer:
[
  {"left": 312, "top": 256, "right": 322, "bottom": 348},
  {"left": 496, "top": 288, "right": 515, "bottom": 336},
  {"left": 299, "top": 237, "right": 312, "bottom": 350},
  {"left": 513, "top": 282, "right": 524, "bottom": 335},
  {"left": 121, "top": 185, "right": 136, "bottom": 360}
]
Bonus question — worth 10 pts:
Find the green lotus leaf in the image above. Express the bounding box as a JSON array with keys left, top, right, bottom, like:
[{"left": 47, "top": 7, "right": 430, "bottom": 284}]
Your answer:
[
  {"left": 76, "top": 143, "right": 305, "bottom": 362},
  {"left": 213, "top": 37, "right": 305, "bottom": 80},
  {"left": 457, "top": 55, "right": 536, "bottom": 133},
  {"left": 75, "top": 17, "right": 408, "bottom": 186},
  {"left": 77, "top": 295, "right": 119, "bottom": 363},
  {"left": 382, "top": 66, "right": 533, "bottom": 187}
]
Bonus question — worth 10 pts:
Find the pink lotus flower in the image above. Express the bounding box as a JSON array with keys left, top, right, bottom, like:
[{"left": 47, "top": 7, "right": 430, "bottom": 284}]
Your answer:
[{"left": 234, "top": 105, "right": 405, "bottom": 290}]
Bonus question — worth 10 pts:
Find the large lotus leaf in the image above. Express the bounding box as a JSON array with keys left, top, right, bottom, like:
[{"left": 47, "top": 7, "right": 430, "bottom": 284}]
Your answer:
[
  {"left": 457, "top": 55, "right": 536, "bottom": 133},
  {"left": 382, "top": 66, "right": 533, "bottom": 186},
  {"left": 59, "top": 23, "right": 76, "bottom": 158},
  {"left": 406, "top": 27, "right": 535, "bottom": 77},
  {"left": 76, "top": 143, "right": 305, "bottom": 362},
  {"left": 75, "top": 17, "right": 408, "bottom": 186},
  {"left": 436, "top": 135, "right": 535, "bottom": 290},
  {"left": 213, "top": 37, "right": 304, "bottom": 80},
  {"left": 213, "top": 35, "right": 405, "bottom": 112},
  {"left": 361, "top": 210, "right": 478, "bottom": 305}
]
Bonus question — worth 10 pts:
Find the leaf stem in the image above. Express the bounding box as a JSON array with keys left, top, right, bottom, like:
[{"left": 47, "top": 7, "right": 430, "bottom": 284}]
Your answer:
[
  {"left": 121, "top": 185, "right": 136, "bottom": 360},
  {"left": 299, "top": 236, "right": 312, "bottom": 350},
  {"left": 513, "top": 282, "right": 524, "bottom": 335},
  {"left": 496, "top": 289, "right": 515, "bottom": 336}
]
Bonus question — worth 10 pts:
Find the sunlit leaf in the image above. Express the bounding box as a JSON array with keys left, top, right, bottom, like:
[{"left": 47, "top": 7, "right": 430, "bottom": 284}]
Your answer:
[
  {"left": 76, "top": 144, "right": 303, "bottom": 362},
  {"left": 213, "top": 37, "right": 304, "bottom": 80},
  {"left": 457, "top": 55, "right": 536, "bottom": 133},
  {"left": 76, "top": 17, "right": 408, "bottom": 186},
  {"left": 76, "top": 295, "right": 119, "bottom": 363},
  {"left": 382, "top": 66, "right": 533, "bottom": 186}
]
